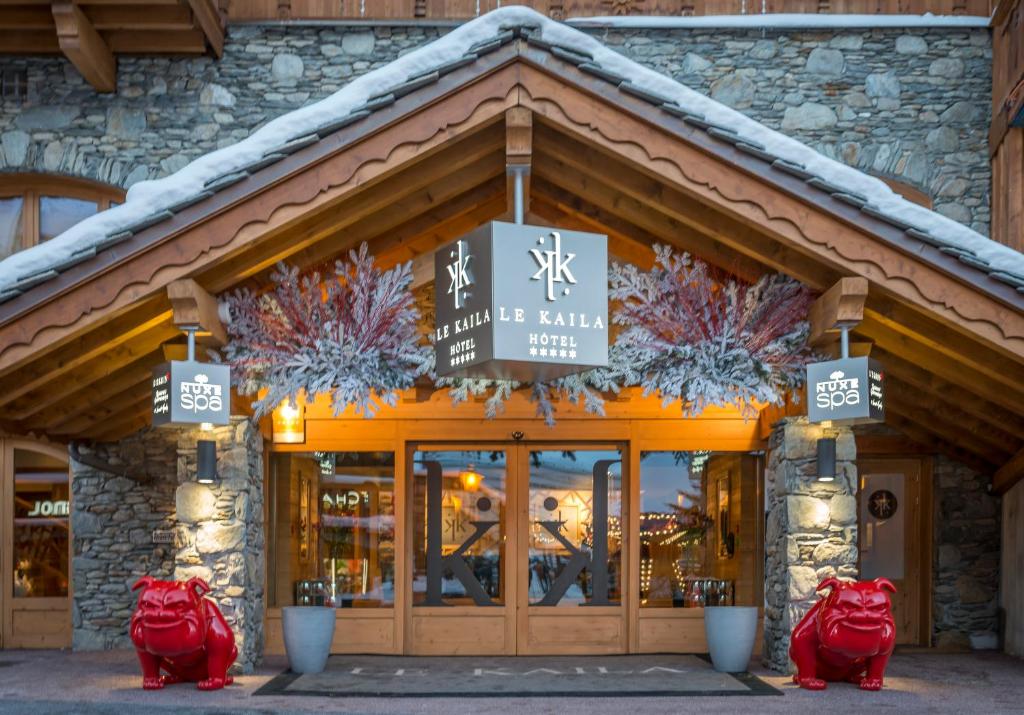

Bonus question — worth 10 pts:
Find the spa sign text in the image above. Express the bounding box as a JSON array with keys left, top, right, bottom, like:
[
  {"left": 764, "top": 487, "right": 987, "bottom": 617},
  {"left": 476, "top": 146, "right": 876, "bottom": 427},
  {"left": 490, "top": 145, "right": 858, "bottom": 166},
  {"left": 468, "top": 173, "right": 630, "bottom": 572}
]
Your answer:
[
  {"left": 806, "top": 356, "right": 885, "bottom": 424},
  {"left": 151, "top": 360, "right": 231, "bottom": 427},
  {"left": 434, "top": 221, "right": 609, "bottom": 381}
]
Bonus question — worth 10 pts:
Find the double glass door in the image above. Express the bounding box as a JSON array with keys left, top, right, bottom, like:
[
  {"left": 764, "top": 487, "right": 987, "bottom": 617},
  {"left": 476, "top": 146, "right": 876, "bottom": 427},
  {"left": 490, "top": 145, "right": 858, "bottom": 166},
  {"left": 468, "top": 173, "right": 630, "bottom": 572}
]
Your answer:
[{"left": 408, "top": 444, "right": 625, "bottom": 655}]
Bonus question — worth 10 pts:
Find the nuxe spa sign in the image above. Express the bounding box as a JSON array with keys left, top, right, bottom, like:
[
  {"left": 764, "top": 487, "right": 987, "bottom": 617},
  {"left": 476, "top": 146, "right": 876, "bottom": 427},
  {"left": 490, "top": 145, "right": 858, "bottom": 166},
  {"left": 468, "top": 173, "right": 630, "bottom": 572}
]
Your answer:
[
  {"left": 151, "top": 361, "right": 231, "bottom": 426},
  {"left": 434, "top": 222, "right": 609, "bottom": 381},
  {"left": 807, "top": 357, "right": 885, "bottom": 424}
]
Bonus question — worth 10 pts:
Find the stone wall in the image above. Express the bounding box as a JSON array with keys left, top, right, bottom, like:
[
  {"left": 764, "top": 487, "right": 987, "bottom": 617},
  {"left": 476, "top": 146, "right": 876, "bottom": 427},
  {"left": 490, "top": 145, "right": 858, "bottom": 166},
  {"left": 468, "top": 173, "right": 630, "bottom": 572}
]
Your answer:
[
  {"left": 763, "top": 417, "right": 858, "bottom": 672},
  {"left": 0, "top": 24, "right": 991, "bottom": 234},
  {"left": 933, "top": 456, "right": 1000, "bottom": 650},
  {"left": 71, "top": 417, "right": 265, "bottom": 673}
]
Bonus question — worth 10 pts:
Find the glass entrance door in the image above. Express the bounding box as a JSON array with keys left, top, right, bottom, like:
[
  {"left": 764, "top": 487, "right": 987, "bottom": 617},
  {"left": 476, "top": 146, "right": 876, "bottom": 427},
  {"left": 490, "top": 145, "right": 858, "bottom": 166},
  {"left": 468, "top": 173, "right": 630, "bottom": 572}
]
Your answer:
[{"left": 407, "top": 443, "right": 627, "bottom": 655}]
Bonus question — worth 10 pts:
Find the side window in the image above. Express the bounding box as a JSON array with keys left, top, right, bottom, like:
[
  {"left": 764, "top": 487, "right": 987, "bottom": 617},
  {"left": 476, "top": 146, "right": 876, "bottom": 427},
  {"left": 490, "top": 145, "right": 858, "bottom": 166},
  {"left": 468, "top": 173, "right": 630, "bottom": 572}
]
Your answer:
[{"left": 0, "top": 176, "right": 124, "bottom": 260}]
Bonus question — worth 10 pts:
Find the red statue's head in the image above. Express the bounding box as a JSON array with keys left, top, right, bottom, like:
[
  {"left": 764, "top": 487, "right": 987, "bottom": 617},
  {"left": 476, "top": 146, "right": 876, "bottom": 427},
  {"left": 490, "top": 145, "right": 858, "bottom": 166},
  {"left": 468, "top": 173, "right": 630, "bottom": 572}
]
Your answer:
[
  {"left": 815, "top": 577, "right": 896, "bottom": 659},
  {"left": 130, "top": 576, "right": 211, "bottom": 658}
]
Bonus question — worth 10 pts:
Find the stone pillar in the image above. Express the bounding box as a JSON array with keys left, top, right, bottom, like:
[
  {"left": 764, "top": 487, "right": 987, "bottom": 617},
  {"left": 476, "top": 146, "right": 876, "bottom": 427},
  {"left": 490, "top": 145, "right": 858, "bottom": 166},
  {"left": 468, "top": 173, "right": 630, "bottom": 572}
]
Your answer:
[
  {"left": 763, "top": 417, "right": 858, "bottom": 672},
  {"left": 174, "top": 417, "right": 265, "bottom": 673}
]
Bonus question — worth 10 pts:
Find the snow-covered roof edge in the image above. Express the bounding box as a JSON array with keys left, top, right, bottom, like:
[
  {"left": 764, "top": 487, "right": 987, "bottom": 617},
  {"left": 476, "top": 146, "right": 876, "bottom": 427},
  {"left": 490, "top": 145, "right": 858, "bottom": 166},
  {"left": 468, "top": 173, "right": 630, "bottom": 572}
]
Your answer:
[
  {"left": 566, "top": 13, "right": 991, "bottom": 30},
  {"left": 1, "top": 5, "right": 1022, "bottom": 305}
]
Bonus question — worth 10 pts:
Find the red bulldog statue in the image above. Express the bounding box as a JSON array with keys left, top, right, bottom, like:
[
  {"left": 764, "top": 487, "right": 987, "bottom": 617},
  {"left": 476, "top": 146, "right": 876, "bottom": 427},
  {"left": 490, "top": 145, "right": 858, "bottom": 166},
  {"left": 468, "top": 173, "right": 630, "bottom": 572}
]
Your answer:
[
  {"left": 130, "top": 576, "right": 238, "bottom": 691},
  {"left": 789, "top": 577, "right": 896, "bottom": 691}
]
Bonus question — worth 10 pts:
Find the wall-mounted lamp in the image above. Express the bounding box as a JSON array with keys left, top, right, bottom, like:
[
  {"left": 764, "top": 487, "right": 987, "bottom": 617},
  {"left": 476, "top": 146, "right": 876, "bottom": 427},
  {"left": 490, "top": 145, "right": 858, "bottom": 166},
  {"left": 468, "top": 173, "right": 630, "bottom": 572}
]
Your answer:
[
  {"left": 816, "top": 436, "right": 837, "bottom": 482},
  {"left": 196, "top": 439, "right": 218, "bottom": 484}
]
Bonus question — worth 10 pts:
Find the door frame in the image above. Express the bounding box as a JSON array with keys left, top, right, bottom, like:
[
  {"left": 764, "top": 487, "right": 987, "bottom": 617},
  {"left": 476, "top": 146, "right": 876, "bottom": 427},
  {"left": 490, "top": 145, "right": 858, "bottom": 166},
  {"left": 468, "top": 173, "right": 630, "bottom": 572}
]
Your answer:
[
  {"left": 403, "top": 440, "right": 629, "bottom": 655},
  {"left": 0, "top": 437, "right": 72, "bottom": 649}
]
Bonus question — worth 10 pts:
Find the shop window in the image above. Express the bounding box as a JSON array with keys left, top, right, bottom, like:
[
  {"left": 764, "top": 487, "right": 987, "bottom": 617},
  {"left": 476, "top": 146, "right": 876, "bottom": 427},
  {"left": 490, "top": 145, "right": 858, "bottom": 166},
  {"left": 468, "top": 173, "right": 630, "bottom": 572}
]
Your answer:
[
  {"left": 12, "top": 449, "right": 70, "bottom": 598},
  {"left": 0, "top": 175, "right": 124, "bottom": 260},
  {"left": 269, "top": 452, "right": 395, "bottom": 608},
  {"left": 638, "top": 451, "right": 759, "bottom": 608}
]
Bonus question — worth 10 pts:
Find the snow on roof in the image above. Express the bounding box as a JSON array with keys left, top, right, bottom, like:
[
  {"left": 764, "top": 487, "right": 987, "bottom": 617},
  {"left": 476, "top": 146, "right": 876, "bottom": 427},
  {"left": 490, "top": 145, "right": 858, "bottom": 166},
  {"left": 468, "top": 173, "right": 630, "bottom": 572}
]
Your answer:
[
  {"left": 1, "top": 6, "right": 1022, "bottom": 303},
  {"left": 566, "top": 13, "right": 992, "bottom": 30}
]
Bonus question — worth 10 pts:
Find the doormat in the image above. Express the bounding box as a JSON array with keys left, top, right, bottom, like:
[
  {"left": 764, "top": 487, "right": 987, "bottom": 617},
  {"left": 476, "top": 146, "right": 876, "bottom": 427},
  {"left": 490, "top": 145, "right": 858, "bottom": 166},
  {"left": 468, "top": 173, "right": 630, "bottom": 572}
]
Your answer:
[{"left": 254, "top": 654, "right": 782, "bottom": 698}]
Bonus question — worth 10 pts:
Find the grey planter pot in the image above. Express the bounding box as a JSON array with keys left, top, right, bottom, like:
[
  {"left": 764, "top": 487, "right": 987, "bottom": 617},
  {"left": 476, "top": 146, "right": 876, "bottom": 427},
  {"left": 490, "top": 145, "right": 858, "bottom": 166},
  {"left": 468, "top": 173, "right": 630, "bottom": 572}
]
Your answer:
[
  {"left": 704, "top": 606, "right": 758, "bottom": 673},
  {"left": 282, "top": 606, "right": 335, "bottom": 674}
]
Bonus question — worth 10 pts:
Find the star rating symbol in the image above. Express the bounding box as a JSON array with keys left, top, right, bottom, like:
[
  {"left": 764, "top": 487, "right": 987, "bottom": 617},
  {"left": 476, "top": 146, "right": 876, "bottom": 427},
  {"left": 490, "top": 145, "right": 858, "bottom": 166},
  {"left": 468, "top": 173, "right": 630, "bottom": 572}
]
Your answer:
[
  {"left": 559, "top": 349, "right": 567, "bottom": 359},
  {"left": 539, "top": 347, "right": 548, "bottom": 357},
  {"left": 529, "top": 347, "right": 537, "bottom": 357},
  {"left": 568, "top": 349, "right": 576, "bottom": 359}
]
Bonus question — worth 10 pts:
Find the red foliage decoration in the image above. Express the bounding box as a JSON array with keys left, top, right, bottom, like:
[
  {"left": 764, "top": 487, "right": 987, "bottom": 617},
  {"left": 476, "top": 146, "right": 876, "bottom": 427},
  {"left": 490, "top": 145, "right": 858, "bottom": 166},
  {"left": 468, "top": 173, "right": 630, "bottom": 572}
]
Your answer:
[
  {"left": 609, "top": 246, "right": 817, "bottom": 417},
  {"left": 222, "top": 243, "right": 430, "bottom": 418}
]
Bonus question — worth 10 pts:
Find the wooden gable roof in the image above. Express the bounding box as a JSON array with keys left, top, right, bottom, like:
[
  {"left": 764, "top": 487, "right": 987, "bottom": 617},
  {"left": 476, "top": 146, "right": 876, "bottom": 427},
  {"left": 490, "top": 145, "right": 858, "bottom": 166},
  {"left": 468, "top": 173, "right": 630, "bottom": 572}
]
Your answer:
[{"left": 0, "top": 8, "right": 1021, "bottom": 489}]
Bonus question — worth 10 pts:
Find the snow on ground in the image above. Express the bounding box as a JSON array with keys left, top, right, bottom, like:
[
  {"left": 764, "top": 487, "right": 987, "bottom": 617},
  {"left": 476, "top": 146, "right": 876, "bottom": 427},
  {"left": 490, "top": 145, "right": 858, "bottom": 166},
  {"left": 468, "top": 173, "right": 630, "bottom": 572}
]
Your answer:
[
  {"left": 0, "top": 6, "right": 1019, "bottom": 296},
  {"left": 567, "top": 13, "right": 991, "bottom": 29}
]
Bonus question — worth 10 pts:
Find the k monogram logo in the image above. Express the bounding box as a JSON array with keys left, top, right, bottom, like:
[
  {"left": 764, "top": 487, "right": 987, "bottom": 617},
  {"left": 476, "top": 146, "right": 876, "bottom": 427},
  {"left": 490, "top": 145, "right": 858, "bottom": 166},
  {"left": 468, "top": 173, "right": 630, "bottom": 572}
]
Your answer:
[
  {"left": 446, "top": 239, "right": 472, "bottom": 310},
  {"left": 530, "top": 231, "right": 577, "bottom": 301}
]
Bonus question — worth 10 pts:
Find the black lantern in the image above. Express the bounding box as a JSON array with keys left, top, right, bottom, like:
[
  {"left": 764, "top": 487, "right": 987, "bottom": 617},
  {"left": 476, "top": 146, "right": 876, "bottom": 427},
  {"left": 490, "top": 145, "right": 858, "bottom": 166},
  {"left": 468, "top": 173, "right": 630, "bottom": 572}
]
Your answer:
[
  {"left": 197, "top": 439, "right": 218, "bottom": 484},
  {"left": 816, "top": 437, "right": 837, "bottom": 482}
]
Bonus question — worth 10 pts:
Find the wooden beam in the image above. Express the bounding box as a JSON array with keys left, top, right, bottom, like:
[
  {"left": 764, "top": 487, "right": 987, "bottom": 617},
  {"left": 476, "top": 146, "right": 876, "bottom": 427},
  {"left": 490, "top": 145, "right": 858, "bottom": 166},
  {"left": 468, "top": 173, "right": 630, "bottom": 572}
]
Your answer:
[
  {"left": 167, "top": 278, "right": 227, "bottom": 346},
  {"left": 0, "top": 6, "right": 53, "bottom": 30},
  {"left": 104, "top": 29, "right": 207, "bottom": 54},
  {"left": 52, "top": 1, "right": 115, "bottom": 92},
  {"left": 809, "top": 277, "right": 869, "bottom": 348},
  {"left": 185, "top": 0, "right": 224, "bottom": 57},
  {"left": 883, "top": 412, "right": 998, "bottom": 476},
  {"left": 0, "top": 29, "right": 59, "bottom": 52},
  {"left": 50, "top": 379, "right": 151, "bottom": 435},
  {"left": 884, "top": 396, "right": 1012, "bottom": 464},
  {"left": 994, "top": 446, "right": 1024, "bottom": 494},
  {"left": 505, "top": 106, "right": 532, "bottom": 220}
]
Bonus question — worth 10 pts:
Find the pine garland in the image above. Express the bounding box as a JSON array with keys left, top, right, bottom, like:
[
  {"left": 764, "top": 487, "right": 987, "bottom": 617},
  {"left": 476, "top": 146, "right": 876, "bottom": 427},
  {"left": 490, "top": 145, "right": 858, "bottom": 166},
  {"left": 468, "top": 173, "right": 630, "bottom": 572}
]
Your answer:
[{"left": 221, "top": 243, "right": 431, "bottom": 418}]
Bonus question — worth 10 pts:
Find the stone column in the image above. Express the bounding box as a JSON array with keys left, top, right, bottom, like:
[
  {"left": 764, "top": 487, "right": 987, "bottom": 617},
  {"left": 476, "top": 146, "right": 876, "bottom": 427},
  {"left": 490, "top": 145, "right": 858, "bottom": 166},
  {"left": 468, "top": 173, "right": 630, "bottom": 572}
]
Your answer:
[
  {"left": 173, "top": 417, "right": 265, "bottom": 673},
  {"left": 763, "top": 417, "right": 858, "bottom": 672}
]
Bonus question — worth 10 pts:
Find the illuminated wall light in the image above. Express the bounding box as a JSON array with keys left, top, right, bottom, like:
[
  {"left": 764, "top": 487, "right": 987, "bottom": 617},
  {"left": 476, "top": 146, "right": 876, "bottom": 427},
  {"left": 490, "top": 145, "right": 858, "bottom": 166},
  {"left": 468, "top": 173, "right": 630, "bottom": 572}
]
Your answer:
[
  {"left": 460, "top": 469, "right": 483, "bottom": 492},
  {"left": 196, "top": 439, "right": 217, "bottom": 484},
  {"left": 272, "top": 398, "right": 306, "bottom": 444}
]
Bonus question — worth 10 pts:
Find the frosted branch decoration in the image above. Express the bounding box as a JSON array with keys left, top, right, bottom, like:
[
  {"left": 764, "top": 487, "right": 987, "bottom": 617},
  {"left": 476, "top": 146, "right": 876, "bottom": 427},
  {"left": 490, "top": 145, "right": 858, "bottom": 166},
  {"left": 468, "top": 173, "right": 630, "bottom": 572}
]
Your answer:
[
  {"left": 222, "top": 243, "right": 431, "bottom": 418},
  {"left": 609, "top": 245, "right": 815, "bottom": 417}
]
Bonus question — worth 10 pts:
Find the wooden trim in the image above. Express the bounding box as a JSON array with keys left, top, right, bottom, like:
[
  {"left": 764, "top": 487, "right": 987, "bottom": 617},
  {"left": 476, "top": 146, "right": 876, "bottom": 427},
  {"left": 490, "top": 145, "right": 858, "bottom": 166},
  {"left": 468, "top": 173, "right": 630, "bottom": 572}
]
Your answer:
[
  {"left": 167, "top": 279, "right": 227, "bottom": 346},
  {"left": 185, "top": 0, "right": 225, "bottom": 57},
  {"left": 808, "top": 277, "right": 869, "bottom": 348},
  {"left": 994, "top": 446, "right": 1024, "bottom": 494},
  {"left": 52, "top": 1, "right": 116, "bottom": 93}
]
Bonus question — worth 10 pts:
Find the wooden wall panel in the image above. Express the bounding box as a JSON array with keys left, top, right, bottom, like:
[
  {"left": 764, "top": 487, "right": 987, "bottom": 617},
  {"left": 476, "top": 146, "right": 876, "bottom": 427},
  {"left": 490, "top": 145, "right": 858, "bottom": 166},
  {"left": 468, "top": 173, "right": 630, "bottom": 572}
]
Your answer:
[{"left": 992, "top": 127, "right": 1024, "bottom": 253}]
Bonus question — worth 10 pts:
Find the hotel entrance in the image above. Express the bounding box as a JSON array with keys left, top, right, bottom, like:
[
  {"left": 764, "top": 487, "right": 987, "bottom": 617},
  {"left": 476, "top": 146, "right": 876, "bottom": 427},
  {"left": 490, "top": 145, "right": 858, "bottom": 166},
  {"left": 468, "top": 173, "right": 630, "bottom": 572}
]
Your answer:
[{"left": 407, "top": 444, "right": 625, "bottom": 655}]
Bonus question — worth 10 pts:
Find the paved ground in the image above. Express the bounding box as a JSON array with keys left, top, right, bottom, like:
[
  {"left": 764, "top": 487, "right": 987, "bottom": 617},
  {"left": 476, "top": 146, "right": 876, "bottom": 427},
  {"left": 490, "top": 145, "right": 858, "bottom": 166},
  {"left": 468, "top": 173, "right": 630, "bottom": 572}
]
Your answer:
[{"left": 0, "top": 649, "right": 1021, "bottom": 714}]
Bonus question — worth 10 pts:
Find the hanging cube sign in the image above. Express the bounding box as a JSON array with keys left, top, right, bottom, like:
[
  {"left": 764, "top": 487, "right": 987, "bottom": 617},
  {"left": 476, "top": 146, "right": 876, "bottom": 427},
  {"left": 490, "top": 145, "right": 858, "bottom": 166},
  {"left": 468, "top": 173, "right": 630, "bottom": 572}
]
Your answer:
[
  {"left": 806, "top": 356, "right": 885, "bottom": 424},
  {"left": 151, "top": 361, "right": 231, "bottom": 426},
  {"left": 434, "top": 221, "right": 608, "bottom": 382}
]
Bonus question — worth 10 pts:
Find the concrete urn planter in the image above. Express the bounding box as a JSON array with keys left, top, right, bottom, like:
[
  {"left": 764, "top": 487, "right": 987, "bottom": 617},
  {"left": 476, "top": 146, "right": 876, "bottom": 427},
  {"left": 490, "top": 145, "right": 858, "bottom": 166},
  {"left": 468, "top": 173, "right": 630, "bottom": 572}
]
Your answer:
[
  {"left": 704, "top": 606, "right": 758, "bottom": 673},
  {"left": 282, "top": 606, "right": 335, "bottom": 674}
]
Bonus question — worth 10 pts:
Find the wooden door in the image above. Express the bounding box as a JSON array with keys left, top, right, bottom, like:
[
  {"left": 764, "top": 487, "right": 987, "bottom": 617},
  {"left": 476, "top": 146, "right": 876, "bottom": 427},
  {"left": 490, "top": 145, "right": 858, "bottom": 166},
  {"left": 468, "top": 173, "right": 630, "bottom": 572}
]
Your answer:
[
  {"left": 858, "top": 458, "right": 923, "bottom": 645},
  {"left": 405, "top": 442, "right": 629, "bottom": 655},
  {"left": 1, "top": 440, "right": 72, "bottom": 649},
  {"left": 516, "top": 445, "right": 627, "bottom": 654}
]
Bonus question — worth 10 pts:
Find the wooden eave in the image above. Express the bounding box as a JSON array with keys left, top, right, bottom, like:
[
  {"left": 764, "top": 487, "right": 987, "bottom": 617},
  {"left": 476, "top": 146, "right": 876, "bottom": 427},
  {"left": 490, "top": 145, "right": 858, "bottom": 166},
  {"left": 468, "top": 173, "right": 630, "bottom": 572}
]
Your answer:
[
  {"left": 0, "top": 36, "right": 1021, "bottom": 490},
  {"left": 0, "top": 1, "right": 225, "bottom": 91}
]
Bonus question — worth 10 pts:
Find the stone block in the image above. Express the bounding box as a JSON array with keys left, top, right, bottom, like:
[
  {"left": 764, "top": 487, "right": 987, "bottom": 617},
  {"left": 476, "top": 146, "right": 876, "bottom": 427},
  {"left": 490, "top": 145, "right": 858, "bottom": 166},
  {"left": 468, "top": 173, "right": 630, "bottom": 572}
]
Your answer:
[
  {"left": 2, "top": 131, "right": 30, "bottom": 166},
  {"left": 710, "top": 73, "right": 755, "bottom": 109},
  {"left": 811, "top": 541, "right": 857, "bottom": 566},
  {"left": 175, "top": 564, "right": 214, "bottom": 583},
  {"left": 196, "top": 522, "right": 245, "bottom": 554},
  {"left": 895, "top": 35, "right": 928, "bottom": 54},
  {"left": 865, "top": 71, "right": 901, "bottom": 98},
  {"left": 782, "top": 102, "right": 838, "bottom": 130},
  {"left": 176, "top": 482, "right": 217, "bottom": 524},
  {"left": 787, "top": 495, "right": 830, "bottom": 531},
  {"left": 829, "top": 494, "right": 857, "bottom": 525},
  {"left": 342, "top": 31, "right": 375, "bottom": 56},
  {"left": 805, "top": 48, "right": 845, "bottom": 76},
  {"left": 106, "top": 107, "right": 146, "bottom": 139},
  {"left": 14, "top": 105, "right": 80, "bottom": 131},
  {"left": 788, "top": 566, "right": 820, "bottom": 601}
]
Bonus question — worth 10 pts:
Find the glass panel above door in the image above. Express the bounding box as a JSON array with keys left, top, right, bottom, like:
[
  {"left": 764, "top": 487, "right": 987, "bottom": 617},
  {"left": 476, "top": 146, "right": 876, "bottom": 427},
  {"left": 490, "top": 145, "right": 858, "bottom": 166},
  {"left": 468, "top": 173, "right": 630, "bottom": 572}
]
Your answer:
[
  {"left": 412, "top": 451, "right": 507, "bottom": 606},
  {"left": 527, "top": 449, "right": 622, "bottom": 606},
  {"left": 39, "top": 196, "right": 98, "bottom": 243},
  {"left": 12, "top": 449, "right": 70, "bottom": 598}
]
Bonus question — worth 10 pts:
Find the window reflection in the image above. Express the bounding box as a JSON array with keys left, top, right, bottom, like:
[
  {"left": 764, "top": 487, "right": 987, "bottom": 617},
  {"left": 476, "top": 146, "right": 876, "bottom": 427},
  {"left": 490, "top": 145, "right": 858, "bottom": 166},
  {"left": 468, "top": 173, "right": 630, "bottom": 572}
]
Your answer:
[
  {"left": 13, "top": 449, "right": 69, "bottom": 598},
  {"left": 528, "top": 450, "right": 622, "bottom": 606},
  {"left": 0, "top": 196, "right": 24, "bottom": 259},
  {"left": 639, "top": 451, "right": 757, "bottom": 608},
  {"left": 39, "top": 196, "right": 98, "bottom": 242},
  {"left": 412, "top": 451, "right": 506, "bottom": 606},
  {"left": 269, "top": 452, "right": 395, "bottom": 608}
]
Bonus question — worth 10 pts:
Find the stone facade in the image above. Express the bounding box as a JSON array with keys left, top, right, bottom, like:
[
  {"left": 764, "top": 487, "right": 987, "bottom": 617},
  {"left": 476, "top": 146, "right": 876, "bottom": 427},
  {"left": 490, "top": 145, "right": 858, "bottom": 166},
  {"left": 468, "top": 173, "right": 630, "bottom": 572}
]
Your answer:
[
  {"left": 71, "top": 417, "right": 265, "bottom": 672},
  {"left": 763, "top": 417, "right": 858, "bottom": 672},
  {"left": 0, "top": 24, "right": 991, "bottom": 234},
  {"left": 933, "top": 456, "right": 1000, "bottom": 650}
]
